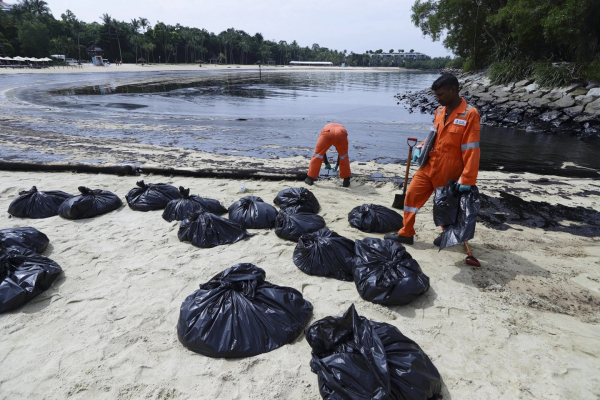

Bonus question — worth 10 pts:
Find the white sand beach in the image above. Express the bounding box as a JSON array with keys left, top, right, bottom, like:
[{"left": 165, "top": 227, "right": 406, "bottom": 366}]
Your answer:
[{"left": 1, "top": 166, "right": 599, "bottom": 399}]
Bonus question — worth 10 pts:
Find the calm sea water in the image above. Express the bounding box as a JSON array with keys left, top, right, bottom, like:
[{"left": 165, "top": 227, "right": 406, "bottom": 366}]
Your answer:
[{"left": 1, "top": 69, "right": 598, "bottom": 176}]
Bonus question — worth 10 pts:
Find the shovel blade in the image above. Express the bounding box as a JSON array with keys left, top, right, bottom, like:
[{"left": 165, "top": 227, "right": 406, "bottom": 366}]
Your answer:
[{"left": 392, "top": 194, "right": 405, "bottom": 209}]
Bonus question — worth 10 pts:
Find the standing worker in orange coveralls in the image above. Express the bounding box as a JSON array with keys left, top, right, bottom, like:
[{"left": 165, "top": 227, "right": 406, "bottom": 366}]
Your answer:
[
  {"left": 305, "top": 123, "right": 351, "bottom": 187},
  {"left": 385, "top": 74, "right": 481, "bottom": 245}
]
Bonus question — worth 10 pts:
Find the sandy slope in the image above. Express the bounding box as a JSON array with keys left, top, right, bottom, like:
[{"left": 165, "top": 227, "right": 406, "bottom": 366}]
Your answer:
[{"left": 0, "top": 168, "right": 598, "bottom": 400}]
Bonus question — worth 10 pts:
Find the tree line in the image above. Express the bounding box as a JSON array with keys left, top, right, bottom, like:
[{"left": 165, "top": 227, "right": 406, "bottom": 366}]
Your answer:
[
  {"left": 0, "top": 0, "right": 437, "bottom": 68},
  {"left": 411, "top": 0, "right": 600, "bottom": 83}
]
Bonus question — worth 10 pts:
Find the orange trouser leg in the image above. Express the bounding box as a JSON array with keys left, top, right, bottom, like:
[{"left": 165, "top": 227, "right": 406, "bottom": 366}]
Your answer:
[
  {"left": 398, "top": 169, "right": 435, "bottom": 237},
  {"left": 333, "top": 138, "right": 350, "bottom": 179},
  {"left": 307, "top": 131, "right": 333, "bottom": 179}
]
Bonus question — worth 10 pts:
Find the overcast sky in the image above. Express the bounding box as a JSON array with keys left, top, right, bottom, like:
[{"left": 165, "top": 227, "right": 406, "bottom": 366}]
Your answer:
[{"left": 42, "top": 0, "right": 452, "bottom": 57}]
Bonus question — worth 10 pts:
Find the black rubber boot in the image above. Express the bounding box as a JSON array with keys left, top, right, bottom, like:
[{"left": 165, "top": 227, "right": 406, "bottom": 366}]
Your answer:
[
  {"left": 384, "top": 233, "right": 414, "bottom": 245},
  {"left": 343, "top": 178, "right": 350, "bottom": 187},
  {"left": 305, "top": 176, "right": 314, "bottom": 186}
]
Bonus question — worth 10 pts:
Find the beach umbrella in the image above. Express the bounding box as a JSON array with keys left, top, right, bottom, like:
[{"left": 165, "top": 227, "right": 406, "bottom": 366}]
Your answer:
[
  {"left": 137, "top": 57, "right": 146, "bottom": 62},
  {"left": 195, "top": 59, "right": 205, "bottom": 63}
]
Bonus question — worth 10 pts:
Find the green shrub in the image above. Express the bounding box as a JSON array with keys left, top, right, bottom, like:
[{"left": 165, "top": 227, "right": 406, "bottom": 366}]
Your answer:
[
  {"left": 582, "top": 60, "right": 600, "bottom": 82},
  {"left": 488, "top": 59, "right": 533, "bottom": 85},
  {"left": 463, "top": 57, "right": 477, "bottom": 72},
  {"left": 533, "top": 63, "right": 572, "bottom": 87},
  {"left": 448, "top": 57, "right": 465, "bottom": 70}
]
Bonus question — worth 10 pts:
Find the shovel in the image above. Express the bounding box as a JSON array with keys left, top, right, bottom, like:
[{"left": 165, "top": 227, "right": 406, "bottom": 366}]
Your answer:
[{"left": 392, "top": 137, "right": 419, "bottom": 209}]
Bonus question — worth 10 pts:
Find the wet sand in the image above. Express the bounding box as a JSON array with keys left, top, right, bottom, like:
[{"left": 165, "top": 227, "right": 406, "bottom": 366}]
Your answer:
[{"left": 0, "top": 166, "right": 599, "bottom": 399}]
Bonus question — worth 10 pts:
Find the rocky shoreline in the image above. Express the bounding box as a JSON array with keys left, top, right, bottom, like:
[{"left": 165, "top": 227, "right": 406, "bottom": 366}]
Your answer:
[{"left": 396, "top": 71, "right": 600, "bottom": 140}]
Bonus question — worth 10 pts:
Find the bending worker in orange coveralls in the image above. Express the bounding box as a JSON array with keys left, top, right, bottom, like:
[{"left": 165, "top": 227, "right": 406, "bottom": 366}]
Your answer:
[
  {"left": 385, "top": 74, "right": 481, "bottom": 245},
  {"left": 305, "top": 123, "right": 351, "bottom": 187}
]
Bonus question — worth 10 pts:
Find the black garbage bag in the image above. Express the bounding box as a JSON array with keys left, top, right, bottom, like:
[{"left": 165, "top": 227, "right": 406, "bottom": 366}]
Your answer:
[
  {"left": 374, "top": 321, "right": 442, "bottom": 400},
  {"left": 58, "top": 186, "right": 122, "bottom": 220},
  {"left": 7, "top": 186, "right": 73, "bottom": 219},
  {"left": 348, "top": 204, "right": 404, "bottom": 233},
  {"left": 228, "top": 196, "right": 278, "bottom": 229},
  {"left": 274, "top": 187, "right": 320, "bottom": 214},
  {"left": 177, "top": 263, "right": 313, "bottom": 358},
  {"left": 439, "top": 186, "right": 481, "bottom": 251},
  {"left": 353, "top": 238, "right": 429, "bottom": 306},
  {"left": 433, "top": 180, "right": 461, "bottom": 227},
  {"left": 275, "top": 209, "right": 326, "bottom": 241},
  {"left": 162, "top": 187, "right": 227, "bottom": 222},
  {"left": 178, "top": 210, "right": 253, "bottom": 248},
  {"left": 0, "top": 247, "right": 63, "bottom": 313},
  {"left": 305, "top": 304, "right": 390, "bottom": 399},
  {"left": 125, "top": 180, "right": 181, "bottom": 211},
  {"left": 293, "top": 228, "right": 355, "bottom": 281},
  {"left": 0, "top": 227, "right": 49, "bottom": 254},
  {"left": 306, "top": 304, "right": 442, "bottom": 400}
]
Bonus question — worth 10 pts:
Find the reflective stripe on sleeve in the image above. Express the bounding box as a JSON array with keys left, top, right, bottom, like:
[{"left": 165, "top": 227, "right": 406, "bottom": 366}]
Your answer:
[
  {"left": 339, "top": 153, "right": 348, "bottom": 160},
  {"left": 404, "top": 206, "right": 419, "bottom": 213},
  {"left": 461, "top": 142, "right": 480, "bottom": 151},
  {"left": 313, "top": 153, "right": 324, "bottom": 159}
]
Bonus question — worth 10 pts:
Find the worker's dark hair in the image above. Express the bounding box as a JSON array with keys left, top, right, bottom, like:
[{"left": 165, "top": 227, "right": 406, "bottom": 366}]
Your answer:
[{"left": 431, "top": 74, "right": 459, "bottom": 92}]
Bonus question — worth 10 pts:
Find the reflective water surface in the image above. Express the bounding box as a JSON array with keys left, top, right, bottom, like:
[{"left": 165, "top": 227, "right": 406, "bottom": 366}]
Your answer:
[{"left": 1, "top": 70, "right": 598, "bottom": 176}]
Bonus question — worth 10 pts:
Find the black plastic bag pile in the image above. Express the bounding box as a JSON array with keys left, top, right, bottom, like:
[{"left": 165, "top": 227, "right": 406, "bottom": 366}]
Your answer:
[
  {"left": 177, "top": 263, "right": 313, "bottom": 358},
  {"left": 1, "top": 228, "right": 62, "bottom": 313},
  {"left": 126, "top": 180, "right": 181, "bottom": 211},
  {"left": 178, "top": 211, "right": 252, "bottom": 248},
  {"left": 305, "top": 304, "right": 441, "bottom": 400},
  {"left": 0, "top": 227, "right": 49, "bottom": 254},
  {"left": 348, "top": 204, "right": 404, "bottom": 233},
  {"left": 353, "top": 238, "right": 430, "bottom": 305},
  {"left": 275, "top": 209, "right": 326, "bottom": 241},
  {"left": 433, "top": 181, "right": 481, "bottom": 250},
  {"left": 58, "top": 186, "right": 122, "bottom": 220},
  {"left": 163, "top": 187, "right": 227, "bottom": 222},
  {"left": 273, "top": 187, "right": 320, "bottom": 214},
  {"left": 293, "top": 228, "right": 354, "bottom": 281},
  {"left": 8, "top": 186, "right": 73, "bottom": 219},
  {"left": 228, "top": 196, "right": 278, "bottom": 229}
]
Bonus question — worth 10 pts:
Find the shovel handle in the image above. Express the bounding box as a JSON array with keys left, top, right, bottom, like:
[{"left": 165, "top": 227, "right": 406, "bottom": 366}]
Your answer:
[{"left": 403, "top": 138, "right": 419, "bottom": 190}]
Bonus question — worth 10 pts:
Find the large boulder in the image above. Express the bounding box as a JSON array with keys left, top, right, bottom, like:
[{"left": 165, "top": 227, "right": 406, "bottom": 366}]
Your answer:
[
  {"left": 575, "top": 95, "right": 596, "bottom": 106},
  {"left": 529, "top": 97, "right": 551, "bottom": 108},
  {"left": 570, "top": 87, "right": 589, "bottom": 96},
  {"left": 538, "top": 110, "right": 562, "bottom": 122},
  {"left": 587, "top": 87, "right": 600, "bottom": 97},
  {"left": 549, "top": 95, "right": 576, "bottom": 109},
  {"left": 514, "top": 79, "right": 534, "bottom": 88},
  {"left": 563, "top": 105, "right": 584, "bottom": 117},
  {"left": 584, "top": 98, "right": 600, "bottom": 116},
  {"left": 558, "top": 83, "right": 583, "bottom": 94},
  {"left": 542, "top": 91, "right": 563, "bottom": 102}
]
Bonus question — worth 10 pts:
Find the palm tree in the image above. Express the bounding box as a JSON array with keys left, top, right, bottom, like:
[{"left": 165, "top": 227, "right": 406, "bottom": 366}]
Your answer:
[
  {"left": 139, "top": 17, "right": 149, "bottom": 32},
  {"left": 30, "top": 0, "right": 50, "bottom": 17},
  {"left": 131, "top": 18, "right": 140, "bottom": 63}
]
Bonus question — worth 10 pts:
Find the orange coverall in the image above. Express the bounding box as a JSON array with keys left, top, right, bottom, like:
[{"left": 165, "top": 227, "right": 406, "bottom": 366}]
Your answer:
[
  {"left": 398, "top": 98, "right": 480, "bottom": 237},
  {"left": 307, "top": 123, "right": 351, "bottom": 179}
]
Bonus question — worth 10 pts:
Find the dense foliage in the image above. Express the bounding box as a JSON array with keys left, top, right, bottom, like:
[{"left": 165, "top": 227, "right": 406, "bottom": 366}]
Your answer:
[
  {"left": 411, "top": 0, "right": 600, "bottom": 82},
  {"left": 0, "top": 1, "right": 351, "bottom": 64}
]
